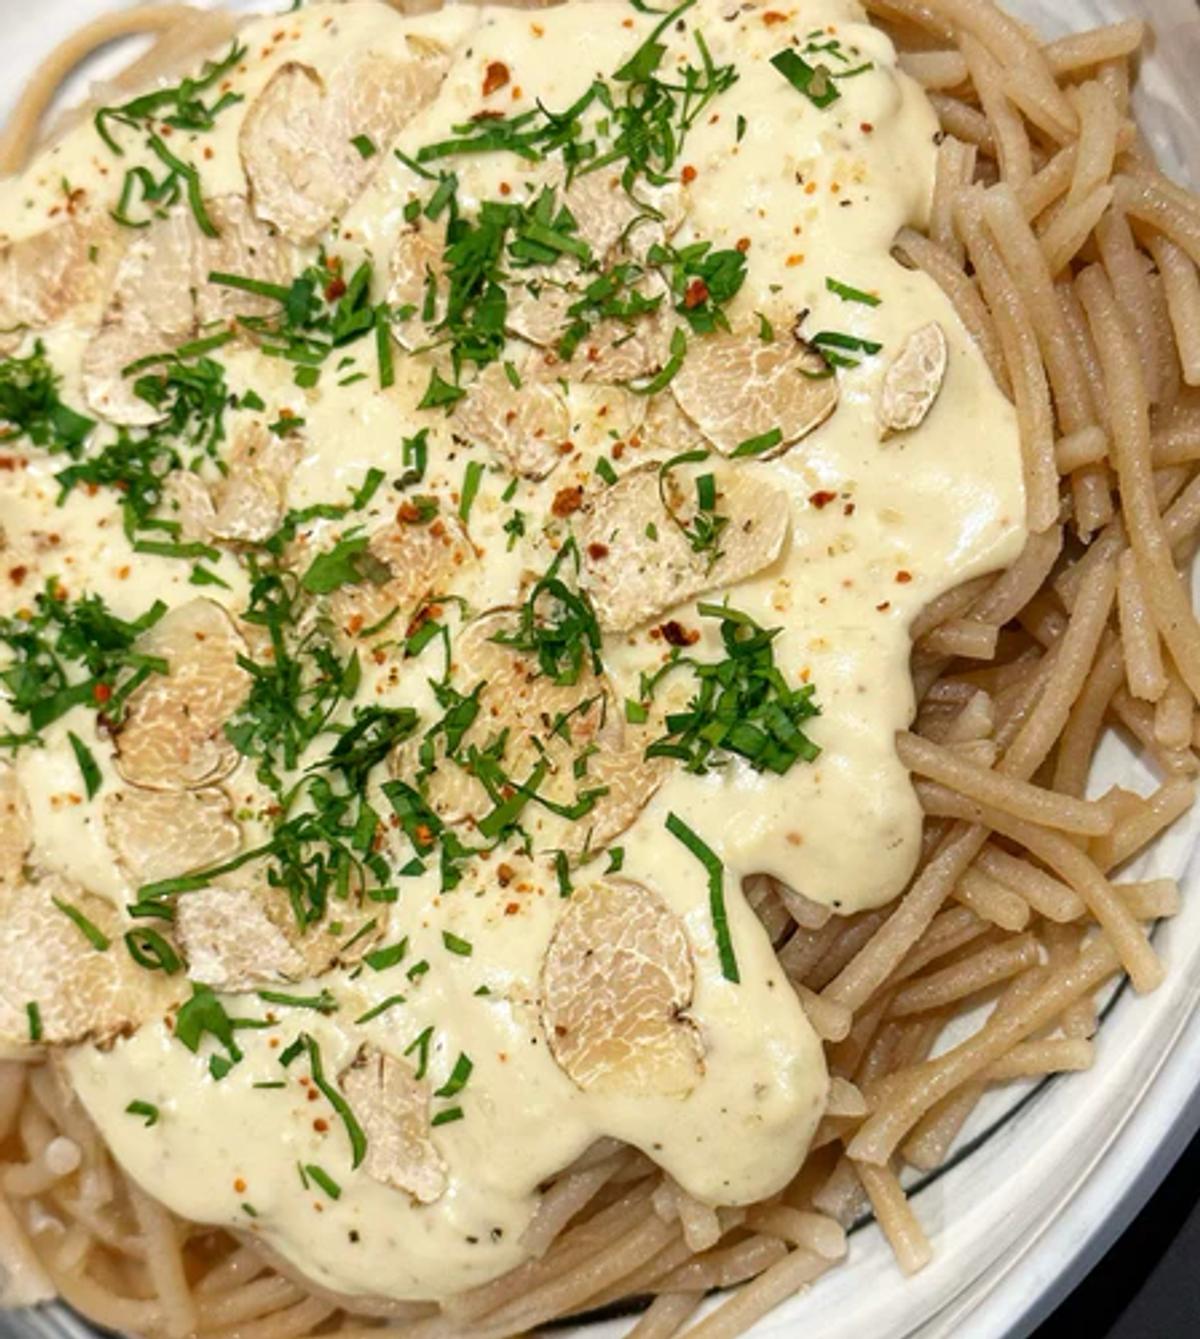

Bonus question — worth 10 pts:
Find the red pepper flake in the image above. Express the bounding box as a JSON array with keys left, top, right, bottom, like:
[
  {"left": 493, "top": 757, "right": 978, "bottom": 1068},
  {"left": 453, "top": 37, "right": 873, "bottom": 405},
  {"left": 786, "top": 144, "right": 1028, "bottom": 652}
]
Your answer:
[
  {"left": 306, "top": 1088, "right": 319, "bottom": 1103},
  {"left": 504, "top": 901, "right": 520, "bottom": 916},
  {"left": 92, "top": 683, "right": 112, "bottom": 705},
  {"left": 8, "top": 566, "right": 26, "bottom": 586},
  {"left": 552, "top": 486, "right": 583, "bottom": 517},
  {"left": 396, "top": 500, "right": 426, "bottom": 524},
  {"left": 876, "top": 601, "right": 891, "bottom": 611},
  {"left": 681, "top": 164, "right": 697, "bottom": 184},
  {"left": 808, "top": 490, "right": 837, "bottom": 509},
  {"left": 843, "top": 502, "right": 856, "bottom": 516},
  {"left": 499, "top": 181, "right": 512, "bottom": 196},
  {"left": 895, "top": 570, "right": 913, "bottom": 584},
  {"left": 861, "top": 122, "right": 875, "bottom": 134},
  {"left": 313, "top": 1118, "right": 329, "bottom": 1133},
  {"left": 233, "top": 1177, "right": 247, "bottom": 1193},
  {"left": 684, "top": 278, "right": 709, "bottom": 309},
  {"left": 786, "top": 253, "right": 805, "bottom": 267},
  {"left": 762, "top": 10, "right": 788, "bottom": 23},
  {"left": 586, "top": 542, "right": 609, "bottom": 561},
  {"left": 482, "top": 61, "right": 510, "bottom": 95},
  {"left": 497, "top": 863, "right": 515, "bottom": 888},
  {"left": 415, "top": 822, "right": 435, "bottom": 847},
  {"left": 659, "top": 620, "right": 699, "bottom": 647},
  {"left": 735, "top": 236, "right": 751, "bottom": 253},
  {"left": 471, "top": 108, "right": 505, "bottom": 122}
]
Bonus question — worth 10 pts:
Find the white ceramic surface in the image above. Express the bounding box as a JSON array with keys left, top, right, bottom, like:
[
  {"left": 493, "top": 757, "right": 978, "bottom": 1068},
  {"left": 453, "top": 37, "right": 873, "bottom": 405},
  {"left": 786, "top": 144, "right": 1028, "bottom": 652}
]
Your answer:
[{"left": 1, "top": 3, "right": 1198, "bottom": 1337}]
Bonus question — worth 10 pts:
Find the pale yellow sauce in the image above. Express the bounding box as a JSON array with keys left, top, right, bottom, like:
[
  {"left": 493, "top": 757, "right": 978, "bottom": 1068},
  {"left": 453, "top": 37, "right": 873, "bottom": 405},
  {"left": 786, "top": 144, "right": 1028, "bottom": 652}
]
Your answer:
[{"left": 0, "top": 0, "right": 1025, "bottom": 1304}]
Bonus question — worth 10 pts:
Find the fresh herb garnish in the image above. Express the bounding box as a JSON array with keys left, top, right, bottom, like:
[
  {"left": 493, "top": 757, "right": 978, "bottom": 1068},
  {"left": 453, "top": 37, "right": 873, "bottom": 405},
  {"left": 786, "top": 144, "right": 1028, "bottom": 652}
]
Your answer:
[
  {"left": 770, "top": 49, "right": 840, "bottom": 110},
  {"left": 826, "top": 276, "right": 881, "bottom": 307},
  {"left": 642, "top": 603, "right": 820, "bottom": 775},
  {"left": 67, "top": 731, "right": 102, "bottom": 799},
  {"left": 125, "top": 1100, "right": 159, "bottom": 1127},
  {"left": 666, "top": 811, "right": 738, "bottom": 982},
  {"left": 0, "top": 343, "right": 94, "bottom": 456},
  {"left": 0, "top": 582, "right": 167, "bottom": 746},
  {"left": 491, "top": 539, "right": 602, "bottom": 687}
]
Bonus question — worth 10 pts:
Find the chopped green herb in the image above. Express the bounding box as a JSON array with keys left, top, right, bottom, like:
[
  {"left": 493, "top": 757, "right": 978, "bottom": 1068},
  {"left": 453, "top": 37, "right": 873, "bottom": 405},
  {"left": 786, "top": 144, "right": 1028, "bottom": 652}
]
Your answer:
[
  {"left": 770, "top": 49, "right": 840, "bottom": 110},
  {"left": 354, "top": 993, "right": 407, "bottom": 1025},
  {"left": 364, "top": 939, "right": 409, "bottom": 972},
  {"left": 256, "top": 988, "right": 339, "bottom": 1015},
  {"left": 442, "top": 931, "right": 473, "bottom": 957},
  {"left": 826, "top": 276, "right": 881, "bottom": 307},
  {"left": 666, "top": 811, "right": 738, "bottom": 982},
  {"left": 66, "top": 731, "right": 102, "bottom": 799},
  {"left": 302, "top": 1034, "right": 367, "bottom": 1168},
  {"left": 124, "top": 928, "right": 182, "bottom": 974},
  {"left": 25, "top": 1002, "right": 42, "bottom": 1042},
  {"left": 125, "top": 1100, "right": 159, "bottom": 1127},
  {"left": 305, "top": 1164, "right": 342, "bottom": 1200},
  {"left": 434, "top": 1052, "right": 473, "bottom": 1098},
  {"left": 51, "top": 897, "right": 110, "bottom": 951},
  {"left": 351, "top": 134, "right": 377, "bottom": 159},
  {"left": 405, "top": 1025, "right": 434, "bottom": 1080},
  {"left": 459, "top": 459, "right": 485, "bottom": 521},
  {"left": 0, "top": 343, "right": 94, "bottom": 456},
  {"left": 431, "top": 1106, "right": 464, "bottom": 1127},
  {"left": 730, "top": 427, "right": 783, "bottom": 458},
  {"left": 595, "top": 456, "right": 618, "bottom": 486}
]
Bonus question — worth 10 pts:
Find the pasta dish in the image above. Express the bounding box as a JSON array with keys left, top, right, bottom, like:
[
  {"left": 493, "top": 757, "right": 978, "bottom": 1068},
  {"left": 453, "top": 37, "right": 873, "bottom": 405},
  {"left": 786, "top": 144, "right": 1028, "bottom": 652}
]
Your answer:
[{"left": 0, "top": 0, "right": 1197, "bottom": 1335}]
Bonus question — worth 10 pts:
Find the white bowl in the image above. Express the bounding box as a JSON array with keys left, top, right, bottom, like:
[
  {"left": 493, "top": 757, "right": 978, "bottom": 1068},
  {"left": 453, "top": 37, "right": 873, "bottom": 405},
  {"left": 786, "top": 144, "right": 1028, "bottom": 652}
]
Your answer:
[{"left": 2, "top": 3, "right": 1198, "bottom": 1337}]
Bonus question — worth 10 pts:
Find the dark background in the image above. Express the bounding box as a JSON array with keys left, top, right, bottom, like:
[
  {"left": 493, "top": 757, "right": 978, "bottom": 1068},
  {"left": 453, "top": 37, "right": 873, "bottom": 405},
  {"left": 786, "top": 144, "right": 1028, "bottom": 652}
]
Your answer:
[{"left": 1031, "top": 1126, "right": 1200, "bottom": 1336}]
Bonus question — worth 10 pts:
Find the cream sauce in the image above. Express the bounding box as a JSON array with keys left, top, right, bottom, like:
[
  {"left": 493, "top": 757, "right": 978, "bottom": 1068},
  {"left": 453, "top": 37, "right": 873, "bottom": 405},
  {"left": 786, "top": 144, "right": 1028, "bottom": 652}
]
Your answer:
[{"left": 0, "top": 0, "right": 1026, "bottom": 1304}]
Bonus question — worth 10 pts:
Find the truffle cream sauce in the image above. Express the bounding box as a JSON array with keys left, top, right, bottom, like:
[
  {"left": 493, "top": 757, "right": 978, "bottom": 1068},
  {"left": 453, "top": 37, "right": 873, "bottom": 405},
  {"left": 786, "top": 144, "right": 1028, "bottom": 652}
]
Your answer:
[{"left": 0, "top": 0, "right": 1025, "bottom": 1303}]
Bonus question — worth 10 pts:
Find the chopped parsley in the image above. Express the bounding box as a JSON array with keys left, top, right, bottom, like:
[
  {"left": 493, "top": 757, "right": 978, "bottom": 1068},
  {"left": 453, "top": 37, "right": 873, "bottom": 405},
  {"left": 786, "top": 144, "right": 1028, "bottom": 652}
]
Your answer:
[
  {"left": 0, "top": 582, "right": 167, "bottom": 747},
  {"left": 66, "top": 731, "right": 102, "bottom": 799},
  {"left": 434, "top": 1052, "right": 473, "bottom": 1098},
  {"left": 0, "top": 343, "right": 94, "bottom": 456},
  {"left": 125, "top": 1100, "right": 159, "bottom": 1127},
  {"left": 442, "top": 931, "right": 473, "bottom": 957},
  {"left": 642, "top": 603, "right": 820, "bottom": 775},
  {"left": 770, "top": 49, "right": 840, "bottom": 110},
  {"left": 666, "top": 811, "right": 738, "bottom": 982},
  {"left": 826, "top": 276, "right": 881, "bottom": 307},
  {"left": 490, "top": 539, "right": 602, "bottom": 687}
]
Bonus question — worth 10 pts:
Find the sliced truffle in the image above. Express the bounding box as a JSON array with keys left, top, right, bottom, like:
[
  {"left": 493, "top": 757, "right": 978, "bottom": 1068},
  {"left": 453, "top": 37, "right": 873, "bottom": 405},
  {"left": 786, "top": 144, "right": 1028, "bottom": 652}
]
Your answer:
[
  {"left": 451, "top": 362, "right": 569, "bottom": 479},
  {"left": 391, "top": 609, "right": 663, "bottom": 853},
  {"left": 82, "top": 208, "right": 196, "bottom": 424},
  {"left": 0, "top": 216, "right": 116, "bottom": 354},
  {"left": 328, "top": 511, "right": 474, "bottom": 649},
  {"left": 504, "top": 261, "right": 576, "bottom": 350},
  {"left": 114, "top": 599, "right": 251, "bottom": 791},
  {"left": 670, "top": 332, "right": 838, "bottom": 458},
  {"left": 195, "top": 196, "right": 291, "bottom": 325},
  {"left": 0, "top": 871, "right": 179, "bottom": 1052},
  {"left": 82, "top": 198, "right": 287, "bottom": 424},
  {"left": 240, "top": 47, "right": 450, "bottom": 242},
  {"left": 560, "top": 172, "right": 685, "bottom": 264},
  {"left": 339, "top": 1045, "right": 447, "bottom": 1204},
  {"left": 541, "top": 878, "right": 703, "bottom": 1097},
  {"left": 0, "top": 764, "right": 30, "bottom": 886},
  {"left": 641, "top": 385, "right": 707, "bottom": 454},
  {"left": 579, "top": 462, "right": 790, "bottom": 632},
  {"left": 388, "top": 220, "right": 446, "bottom": 350},
  {"left": 878, "top": 321, "right": 948, "bottom": 439},
  {"left": 104, "top": 787, "right": 241, "bottom": 887},
  {"left": 174, "top": 883, "right": 380, "bottom": 990},
  {"left": 209, "top": 421, "right": 300, "bottom": 544}
]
